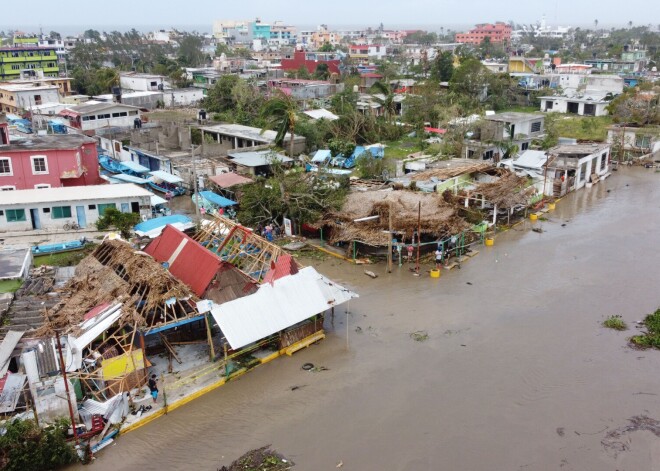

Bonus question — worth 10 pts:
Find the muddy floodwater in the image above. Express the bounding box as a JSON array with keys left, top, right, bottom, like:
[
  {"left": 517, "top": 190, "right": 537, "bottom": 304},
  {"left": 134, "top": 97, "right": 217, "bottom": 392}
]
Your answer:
[{"left": 80, "top": 167, "right": 660, "bottom": 470}]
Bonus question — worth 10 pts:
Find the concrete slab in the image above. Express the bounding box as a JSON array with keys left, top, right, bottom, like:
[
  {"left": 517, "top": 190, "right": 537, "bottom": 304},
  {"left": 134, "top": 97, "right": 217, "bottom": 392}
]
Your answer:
[{"left": 0, "top": 248, "right": 30, "bottom": 279}]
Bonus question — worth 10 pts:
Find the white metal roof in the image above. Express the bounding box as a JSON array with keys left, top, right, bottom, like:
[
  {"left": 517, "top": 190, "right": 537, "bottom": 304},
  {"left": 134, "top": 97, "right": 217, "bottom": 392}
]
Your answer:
[
  {"left": 0, "top": 373, "right": 26, "bottom": 413},
  {"left": 303, "top": 109, "right": 339, "bottom": 121},
  {"left": 0, "top": 184, "right": 153, "bottom": 207},
  {"left": 0, "top": 331, "right": 24, "bottom": 377},
  {"left": 513, "top": 150, "right": 548, "bottom": 170},
  {"left": 211, "top": 266, "right": 358, "bottom": 350}
]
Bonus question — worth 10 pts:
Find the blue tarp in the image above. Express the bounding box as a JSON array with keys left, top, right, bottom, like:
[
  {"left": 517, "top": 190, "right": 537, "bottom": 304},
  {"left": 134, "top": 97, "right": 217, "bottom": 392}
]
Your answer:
[
  {"left": 134, "top": 214, "right": 192, "bottom": 233},
  {"left": 312, "top": 149, "right": 332, "bottom": 163},
  {"left": 198, "top": 191, "right": 237, "bottom": 207}
]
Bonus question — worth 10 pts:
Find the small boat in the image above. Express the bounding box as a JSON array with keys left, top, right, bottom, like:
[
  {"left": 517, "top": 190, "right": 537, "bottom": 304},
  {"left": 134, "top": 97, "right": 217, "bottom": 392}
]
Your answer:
[
  {"left": 32, "top": 238, "right": 90, "bottom": 255},
  {"left": 98, "top": 154, "right": 125, "bottom": 174},
  {"left": 148, "top": 170, "right": 186, "bottom": 196}
]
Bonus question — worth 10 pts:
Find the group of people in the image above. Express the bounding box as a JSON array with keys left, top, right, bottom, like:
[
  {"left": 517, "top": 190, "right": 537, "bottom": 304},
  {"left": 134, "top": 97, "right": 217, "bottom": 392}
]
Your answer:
[{"left": 255, "top": 223, "right": 281, "bottom": 242}]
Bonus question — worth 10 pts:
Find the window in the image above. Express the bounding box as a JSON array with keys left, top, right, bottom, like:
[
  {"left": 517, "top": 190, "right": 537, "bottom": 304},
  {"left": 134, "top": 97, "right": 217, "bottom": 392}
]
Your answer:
[
  {"left": 88, "top": 204, "right": 96, "bottom": 210},
  {"left": 98, "top": 113, "right": 111, "bottom": 119},
  {"left": 0, "top": 158, "right": 12, "bottom": 176},
  {"left": 635, "top": 135, "right": 651, "bottom": 149},
  {"left": 11, "top": 64, "right": 21, "bottom": 70},
  {"left": 601, "top": 153, "right": 607, "bottom": 170},
  {"left": 530, "top": 121, "right": 542, "bottom": 133},
  {"left": 521, "top": 142, "right": 529, "bottom": 151},
  {"left": 6, "top": 209, "right": 26, "bottom": 222},
  {"left": 52, "top": 206, "right": 72, "bottom": 219},
  {"left": 98, "top": 203, "right": 116, "bottom": 216},
  {"left": 0, "top": 186, "right": 16, "bottom": 191},
  {"left": 31, "top": 156, "right": 48, "bottom": 174},
  {"left": 35, "top": 184, "right": 50, "bottom": 189},
  {"left": 43, "top": 208, "right": 51, "bottom": 213}
]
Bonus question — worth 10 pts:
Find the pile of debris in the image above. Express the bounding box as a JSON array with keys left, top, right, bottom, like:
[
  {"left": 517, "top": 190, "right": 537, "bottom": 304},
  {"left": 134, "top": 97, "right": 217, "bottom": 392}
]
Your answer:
[{"left": 474, "top": 171, "right": 535, "bottom": 209}]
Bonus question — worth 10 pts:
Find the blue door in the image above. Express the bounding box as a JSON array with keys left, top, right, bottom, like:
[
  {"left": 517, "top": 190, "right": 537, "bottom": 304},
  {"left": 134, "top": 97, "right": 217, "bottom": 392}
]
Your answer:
[
  {"left": 76, "top": 205, "right": 87, "bottom": 228},
  {"left": 30, "top": 209, "right": 41, "bottom": 230},
  {"left": 120, "top": 203, "right": 130, "bottom": 213}
]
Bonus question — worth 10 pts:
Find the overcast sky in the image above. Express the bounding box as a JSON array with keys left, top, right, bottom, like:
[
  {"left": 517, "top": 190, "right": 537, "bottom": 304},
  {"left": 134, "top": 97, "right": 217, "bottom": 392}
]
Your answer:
[{"left": 4, "top": 0, "right": 660, "bottom": 32}]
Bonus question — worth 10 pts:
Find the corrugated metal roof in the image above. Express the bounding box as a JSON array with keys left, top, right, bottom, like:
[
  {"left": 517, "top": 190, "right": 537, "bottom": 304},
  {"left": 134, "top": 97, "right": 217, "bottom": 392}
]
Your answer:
[
  {"left": 134, "top": 216, "right": 193, "bottom": 238},
  {"left": 208, "top": 173, "right": 253, "bottom": 188},
  {"left": 262, "top": 254, "right": 298, "bottom": 284},
  {"left": 150, "top": 170, "right": 183, "bottom": 184},
  {"left": 0, "top": 373, "right": 26, "bottom": 413},
  {"left": 0, "top": 331, "right": 24, "bottom": 377},
  {"left": 211, "top": 266, "right": 358, "bottom": 349},
  {"left": 144, "top": 225, "right": 223, "bottom": 296}
]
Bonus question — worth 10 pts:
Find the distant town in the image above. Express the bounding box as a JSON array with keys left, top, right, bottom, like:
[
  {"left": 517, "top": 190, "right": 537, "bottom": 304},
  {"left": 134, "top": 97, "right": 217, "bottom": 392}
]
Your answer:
[{"left": 0, "top": 14, "right": 659, "bottom": 470}]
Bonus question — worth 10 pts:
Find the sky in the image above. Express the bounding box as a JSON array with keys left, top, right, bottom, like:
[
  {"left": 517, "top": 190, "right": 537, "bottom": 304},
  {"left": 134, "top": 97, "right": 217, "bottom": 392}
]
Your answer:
[{"left": 3, "top": 0, "right": 660, "bottom": 33}]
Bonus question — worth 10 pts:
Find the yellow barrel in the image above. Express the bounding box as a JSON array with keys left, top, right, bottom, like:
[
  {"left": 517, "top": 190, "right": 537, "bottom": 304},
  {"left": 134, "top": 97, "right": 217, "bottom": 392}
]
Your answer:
[
  {"left": 548, "top": 203, "right": 556, "bottom": 210},
  {"left": 430, "top": 269, "right": 441, "bottom": 278},
  {"left": 485, "top": 238, "right": 494, "bottom": 246},
  {"left": 530, "top": 213, "right": 538, "bottom": 221}
]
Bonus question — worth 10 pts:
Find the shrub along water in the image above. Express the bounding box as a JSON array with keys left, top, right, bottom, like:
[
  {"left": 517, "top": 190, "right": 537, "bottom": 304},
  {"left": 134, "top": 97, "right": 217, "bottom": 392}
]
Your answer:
[{"left": 630, "top": 308, "right": 660, "bottom": 348}]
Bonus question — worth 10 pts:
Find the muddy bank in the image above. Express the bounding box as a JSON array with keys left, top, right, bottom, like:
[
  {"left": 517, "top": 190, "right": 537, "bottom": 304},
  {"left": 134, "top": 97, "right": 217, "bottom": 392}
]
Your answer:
[{"left": 77, "top": 167, "right": 660, "bottom": 471}]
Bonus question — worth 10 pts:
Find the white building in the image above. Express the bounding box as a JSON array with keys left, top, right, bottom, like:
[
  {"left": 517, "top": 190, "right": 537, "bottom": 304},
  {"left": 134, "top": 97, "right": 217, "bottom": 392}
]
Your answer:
[
  {"left": 539, "top": 95, "right": 611, "bottom": 116},
  {"left": 0, "top": 184, "right": 153, "bottom": 232},
  {"left": 162, "top": 88, "right": 205, "bottom": 107},
  {"left": 546, "top": 143, "right": 611, "bottom": 196},
  {"left": 0, "top": 83, "right": 61, "bottom": 113},
  {"left": 119, "top": 73, "right": 171, "bottom": 92},
  {"left": 61, "top": 102, "right": 142, "bottom": 131}
]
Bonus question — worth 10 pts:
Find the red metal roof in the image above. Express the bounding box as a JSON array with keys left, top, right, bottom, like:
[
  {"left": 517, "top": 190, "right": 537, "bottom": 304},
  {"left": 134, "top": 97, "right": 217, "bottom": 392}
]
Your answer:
[
  {"left": 424, "top": 127, "right": 447, "bottom": 135},
  {"left": 208, "top": 172, "right": 253, "bottom": 188},
  {"left": 84, "top": 303, "right": 112, "bottom": 321},
  {"left": 262, "top": 253, "right": 299, "bottom": 284},
  {"left": 361, "top": 73, "right": 383, "bottom": 78},
  {"left": 144, "top": 225, "right": 223, "bottom": 296}
]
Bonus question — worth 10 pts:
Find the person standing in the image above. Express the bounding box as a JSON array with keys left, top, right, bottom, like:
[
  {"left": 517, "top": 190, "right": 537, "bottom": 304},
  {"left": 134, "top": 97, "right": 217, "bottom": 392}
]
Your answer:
[
  {"left": 435, "top": 247, "right": 443, "bottom": 269},
  {"left": 148, "top": 374, "right": 159, "bottom": 403}
]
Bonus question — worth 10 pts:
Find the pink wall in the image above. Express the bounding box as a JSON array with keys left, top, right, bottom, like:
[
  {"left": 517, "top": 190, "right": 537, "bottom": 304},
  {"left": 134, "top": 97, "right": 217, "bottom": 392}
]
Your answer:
[{"left": 0, "top": 143, "right": 101, "bottom": 190}]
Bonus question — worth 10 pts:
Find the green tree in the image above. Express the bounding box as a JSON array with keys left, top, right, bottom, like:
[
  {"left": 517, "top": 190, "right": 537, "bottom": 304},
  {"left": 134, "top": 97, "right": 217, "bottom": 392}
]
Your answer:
[
  {"left": 296, "top": 65, "right": 312, "bottom": 80},
  {"left": 261, "top": 91, "right": 300, "bottom": 157},
  {"left": 314, "top": 63, "right": 330, "bottom": 80},
  {"left": 431, "top": 51, "right": 454, "bottom": 82},
  {"left": 95, "top": 208, "right": 141, "bottom": 239},
  {"left": 370, "top": 81, "right": 397, "bottom": 123},
  {"left": 318, "top": 42, "right": 335, "bottom": 52},
  {"left": 203, "top": 74, "right": 240, "bottom": 113},
  {"left": 0, "top": 418, "right": 77, "bottom": 471},
  {"left": 177, "top": 34, "right": 206, "bottom": 67}
]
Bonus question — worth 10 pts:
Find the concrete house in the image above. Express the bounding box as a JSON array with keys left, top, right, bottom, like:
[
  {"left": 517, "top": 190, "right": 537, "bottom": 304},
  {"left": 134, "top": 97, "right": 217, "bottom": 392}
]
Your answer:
[
  {"left": 607, "top": 125, "right": 660, "bottom": 159},
  {"left": 59, "top": 102, "right": 142, "bottom": 131},
  {"left": 119, "top": 73, "right": 171, "bottom": 92},
  {"left": 200, "top": 123, "right": 306, "bottom": 156},
  {"left": 0, "top": 184, "right": 153, "bottom": 232},
  {"left": 464, "top": 112, "right": 545, "bottom": 161},
  {"left": 545, "top": 143, "right": 611, "bottom": 197}
]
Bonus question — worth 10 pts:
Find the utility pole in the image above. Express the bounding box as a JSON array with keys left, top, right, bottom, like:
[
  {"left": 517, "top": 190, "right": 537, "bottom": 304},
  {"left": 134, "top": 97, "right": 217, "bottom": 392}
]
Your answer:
[
  {"left": 191, "top": 140, "right": 200, "bottom": 220},
  {"left": 415, "top": 201, "right": 421, "bottom": 274},
  {"left": 55, "top": 329, "right": 79, "bottom": 444}
]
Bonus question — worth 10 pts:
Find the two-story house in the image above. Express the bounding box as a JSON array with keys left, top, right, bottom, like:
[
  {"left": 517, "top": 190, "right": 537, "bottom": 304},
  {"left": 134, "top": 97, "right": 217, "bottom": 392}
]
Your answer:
[{"left": 0, "top": 118, "right": 101, "bottom": 190}]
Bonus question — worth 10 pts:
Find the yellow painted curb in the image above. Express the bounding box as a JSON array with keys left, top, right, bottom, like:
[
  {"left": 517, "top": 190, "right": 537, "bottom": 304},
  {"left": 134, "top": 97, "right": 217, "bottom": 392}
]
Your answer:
[{"left": 306, "top": 243, "right": 353, "bottom": 262}]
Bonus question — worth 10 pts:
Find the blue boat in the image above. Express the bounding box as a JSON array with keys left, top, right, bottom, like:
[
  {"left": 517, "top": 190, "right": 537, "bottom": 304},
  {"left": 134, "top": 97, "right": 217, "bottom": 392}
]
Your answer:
[
  {"left": 148, "top": 170, "right": 186, "bottom": 196},
  {"left": 32, "top": 238, "right": 90, "bottom": 256},
  {"left": 98, "top": 154, "right": 125, "bottom": 174},
  {"left": 119, "top": 160, "right": 150, "bottom": 178}
]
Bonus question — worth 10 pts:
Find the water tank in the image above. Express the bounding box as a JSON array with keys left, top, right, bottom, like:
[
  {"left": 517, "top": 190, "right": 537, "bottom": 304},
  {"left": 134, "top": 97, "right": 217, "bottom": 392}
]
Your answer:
[{"left": 353, "top": 85, "right": 359, "bottom": 93}]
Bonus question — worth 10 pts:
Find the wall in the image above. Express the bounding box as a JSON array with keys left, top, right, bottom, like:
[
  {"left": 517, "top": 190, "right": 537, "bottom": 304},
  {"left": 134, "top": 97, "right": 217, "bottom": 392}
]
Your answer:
[
  {"left": 162, "top": 89, "right": 205, "bottom": 107},
  {"left": 541, "top": 99, "right": 608, "bottom": 117},
  {"left": 0, "top": 143, "right": 100, "bottom": 190},
  {"left": 120, "top": 76, "right": 169, "bottom": 92},
  {"left": 81, "top": 111, "right": 140, "bottom": 131},
  {"left": 0, "top": 194, "right": 152, "bottom": 232}
]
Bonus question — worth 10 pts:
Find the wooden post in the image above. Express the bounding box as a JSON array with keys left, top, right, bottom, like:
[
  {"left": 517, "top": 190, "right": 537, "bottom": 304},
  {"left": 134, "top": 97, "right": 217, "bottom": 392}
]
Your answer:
[
  {"left": 223, "top": 343, "right": 229, "bottom": 377},
  {"left": 387, "top": 201, "right": 393, "bottom": 273},
  {"left": 161, "top": 372, "right": 168, "bottom": 414},
  {"left": 415, "top": 201, "right": 421, "bottom": 273},
  {"left": 205, "top": 314, "right": 215, "bottom": 362},
  {"left": 55, "top": 330, "right": 79, "bottom": 443}
]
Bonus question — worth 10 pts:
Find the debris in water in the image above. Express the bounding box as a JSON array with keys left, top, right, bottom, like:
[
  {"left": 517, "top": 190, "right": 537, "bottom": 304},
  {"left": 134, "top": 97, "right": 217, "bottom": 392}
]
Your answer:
[
  {"left": 336, "top": 461, "right": 343, "bottom": 468},
  {"left": 561, "top": 224, "right": 567, "bottom": 227},
  {"left": 466, "top": 282, "right": 473, "bottom": 285},
  {"left": 532, "top": 228, "right": 543, "bottom": 233},
  {"left": 301, "top": 363, "right": 314, "bottom": 371},
  {"left": 602, "top": 416, "right": 660, "bottom": 458},
  {"left": 556, "top": 427, "right": 565, "bottom": 437},
  {"left": 290, "top": 385, "right": 306, "bottom": 391},
  {"left": 364, "top": 270, "right": 378, "bottom": 278},
  {"left": 218, "top": 446, "right": 293, "bottom": 471},
  {"left": 355, "top": 326, "right": 363, "bottom": 333},
  {"left": 410, "top": 330, "right": 429, "bottom": 342}
]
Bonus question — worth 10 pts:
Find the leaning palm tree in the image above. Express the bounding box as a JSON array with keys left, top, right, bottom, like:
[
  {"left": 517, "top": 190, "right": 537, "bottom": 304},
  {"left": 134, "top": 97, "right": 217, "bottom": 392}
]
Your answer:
[
  {"left": 261, "top": 90, "right": 299, "bottom": 157},
  {"left": 370, "top": 81, "right": 397, "bottom": 123}
]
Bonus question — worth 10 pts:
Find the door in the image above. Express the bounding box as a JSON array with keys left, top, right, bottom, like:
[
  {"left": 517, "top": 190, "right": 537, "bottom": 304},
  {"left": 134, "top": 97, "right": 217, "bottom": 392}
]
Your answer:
[
  {"left": 131, "top": 202, "right": 140, "bottom": 213},
  {"left": 76, "top": 205, "right": 87, "bottom": 228},
  {"left": 120, "top": 203, "right": 130, "bottom": 213},
  {"left": 30, "top": 209, "right": 41, "bottom": 230}
]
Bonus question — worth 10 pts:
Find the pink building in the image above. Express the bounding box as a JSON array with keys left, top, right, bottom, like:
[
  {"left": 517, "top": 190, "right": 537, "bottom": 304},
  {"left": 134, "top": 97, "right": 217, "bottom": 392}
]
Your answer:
[
  {"left": 455, "top": 22, "right": 512, "bottom": 45},
  {"left": 0, "top": 132, "right": 101, "bottom": 191}
]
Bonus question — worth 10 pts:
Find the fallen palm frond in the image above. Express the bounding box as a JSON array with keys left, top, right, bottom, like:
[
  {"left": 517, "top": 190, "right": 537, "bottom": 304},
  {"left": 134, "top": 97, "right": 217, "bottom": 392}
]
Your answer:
[
  {"left": 410, "top": 162, "right": 493, "bottom": 181},
  {"left": 474, "top": 171, "right": 535, "bottom": 208}
]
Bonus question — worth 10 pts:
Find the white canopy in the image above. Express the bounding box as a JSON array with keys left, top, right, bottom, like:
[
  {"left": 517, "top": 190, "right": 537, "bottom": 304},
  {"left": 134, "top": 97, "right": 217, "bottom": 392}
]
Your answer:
[
  {"left": 149, "top": 170, "right": 183, "bottom": 184},
  {"left": 150, "top": 194, "right": 168, "bottom": 206}
]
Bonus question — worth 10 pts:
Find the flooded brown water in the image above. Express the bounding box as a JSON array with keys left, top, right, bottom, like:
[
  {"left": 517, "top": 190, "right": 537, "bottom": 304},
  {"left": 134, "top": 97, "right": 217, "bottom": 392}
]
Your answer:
[{"left": 80, "top": 167, "right": 660, "bottom": 470}]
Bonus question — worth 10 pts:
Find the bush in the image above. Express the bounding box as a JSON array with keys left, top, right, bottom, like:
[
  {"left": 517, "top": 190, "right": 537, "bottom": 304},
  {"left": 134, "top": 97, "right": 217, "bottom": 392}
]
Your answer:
[
  {"left": 0, "top": 418, "right": 78, "bottom": 471},
  {"left": 630, "top": 308, "right": 660, "bottom": 348},
  {"left": 95, "top": 208, "right": 141, "bottom": 239},
  {"left": 603, "top": 315, "right": 627, "bottom": 331}
]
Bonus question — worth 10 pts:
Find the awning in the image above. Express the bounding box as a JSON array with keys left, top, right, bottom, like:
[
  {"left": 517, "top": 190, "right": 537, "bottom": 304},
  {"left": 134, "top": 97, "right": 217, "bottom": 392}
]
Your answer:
[
  {"left": 120, "top": 161, "right": 150, "bottom": 174},
  {"left": 198, "top": 191, "right": 236, "bottom": 207},
  {"left": 111, "top": 173, "right": 148, "bottom": 184},
  {"left": 150, "top": 194, "right": 168, "bottom": 206},
  {"left": 208, "top": 173, "right": 253, "bottom": 188},
  {"left": 211, "top": 266, "right": 358, "bottom": 350},
  {"left": 149, "top": 170, "right": 183, "bottom": 184},
  {"left": 134, "top": 215, "right": 194, "bottom": 238},
  {"left": 0, "top": 331, "right": 24, "bottom": 377}
]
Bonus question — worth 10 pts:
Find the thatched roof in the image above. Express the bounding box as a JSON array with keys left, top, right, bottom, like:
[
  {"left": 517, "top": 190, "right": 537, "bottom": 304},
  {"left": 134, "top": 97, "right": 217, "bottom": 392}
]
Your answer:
[
  {"left": 410, "top": 161, "right": 493, "bottom": 181},
  {"left": 38, "top": 240, "right": 199, "bottom": 336},
  {"left": 475, "top": 171, "right": 535, "bottom": 208},
  {"left": 322, "top": 189, "right": 469, "bottom": 245}
]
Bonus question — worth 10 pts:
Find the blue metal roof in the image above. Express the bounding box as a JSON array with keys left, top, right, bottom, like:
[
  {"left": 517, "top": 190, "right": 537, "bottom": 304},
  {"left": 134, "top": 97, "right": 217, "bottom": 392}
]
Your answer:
[
  {"left": 198, "top": 191, "right": 237, "bottom": 207},
  {"left": 134, "top": 214, "right": 192, "bottom": 232},
  {"left": 312, "top": 149, "right": 332, "bottom": 163},
  {"left": 120, "top": 160, "right": 150, "bottom": 173}
]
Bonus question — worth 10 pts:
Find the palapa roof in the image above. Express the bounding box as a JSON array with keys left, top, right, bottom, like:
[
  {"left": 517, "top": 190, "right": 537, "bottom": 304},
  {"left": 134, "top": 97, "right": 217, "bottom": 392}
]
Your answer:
[
  {"left": 39, "top": 240, "right": 200, "bottom": 336},
  {"left": 409, "top": 161, "right": 493, "bottom": 181},
  {"left": 322, "top": 189, "right": 469, "bottom": 245},
  {"left": 474, "top": 171, "right": 535, "bottom": 208}
]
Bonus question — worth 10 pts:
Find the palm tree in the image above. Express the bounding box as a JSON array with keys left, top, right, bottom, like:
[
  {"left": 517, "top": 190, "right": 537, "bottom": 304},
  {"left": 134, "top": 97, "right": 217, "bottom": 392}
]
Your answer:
[
  {"left": 261, "top": 90, "right": 299, "bottom": 158},
  {"left": 370, "top": 81, "right": 396, "bottom": 123}
]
